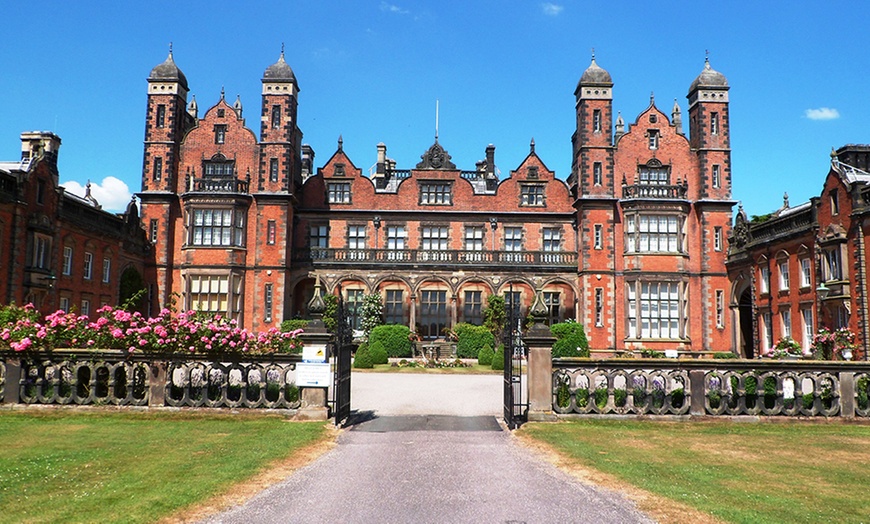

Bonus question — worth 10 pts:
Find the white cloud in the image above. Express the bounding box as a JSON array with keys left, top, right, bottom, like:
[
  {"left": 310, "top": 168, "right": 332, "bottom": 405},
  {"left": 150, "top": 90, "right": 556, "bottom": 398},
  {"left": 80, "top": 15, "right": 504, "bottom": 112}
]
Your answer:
[
  {"left": 541, "top": 2, "right": 563, "bottom": 15},
  {"left": 61, "top": 176, "right": 132, "bottom": 212},
  {"left": 805, "top": 107, "right": 840, "bottom": 121},
  {"left": 380, "top": 2, "right": 409, "bottom": 15}
]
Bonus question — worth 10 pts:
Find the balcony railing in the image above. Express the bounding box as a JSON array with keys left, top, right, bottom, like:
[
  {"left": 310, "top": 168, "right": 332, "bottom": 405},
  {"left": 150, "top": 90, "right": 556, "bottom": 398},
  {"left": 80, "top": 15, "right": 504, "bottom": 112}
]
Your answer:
[
  {"left": 187, "top": 177, "right": 250, "bottom": 194},
  {"left": 622, "top": 183, "right": 688, "bottom": 200},
  {"left": 293, "top": 248, "right": 577, "bottom": 267}
]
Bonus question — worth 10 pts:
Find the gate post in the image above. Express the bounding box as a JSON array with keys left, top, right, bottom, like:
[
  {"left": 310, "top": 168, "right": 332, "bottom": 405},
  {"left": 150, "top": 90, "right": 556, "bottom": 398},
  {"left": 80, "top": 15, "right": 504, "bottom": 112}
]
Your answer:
[
  {"left": 524, "top": 291, "right": 557, "bottom": 422},
  {"left": 296, "top": 278, "right": 332, "bottom": 421}
]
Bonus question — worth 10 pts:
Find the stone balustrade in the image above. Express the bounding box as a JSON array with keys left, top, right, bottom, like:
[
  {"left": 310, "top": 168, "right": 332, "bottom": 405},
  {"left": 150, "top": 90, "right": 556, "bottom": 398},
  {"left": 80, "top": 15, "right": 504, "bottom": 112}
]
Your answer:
[{"left": 0, "top": 350, "right": 304, "bottom": 410}]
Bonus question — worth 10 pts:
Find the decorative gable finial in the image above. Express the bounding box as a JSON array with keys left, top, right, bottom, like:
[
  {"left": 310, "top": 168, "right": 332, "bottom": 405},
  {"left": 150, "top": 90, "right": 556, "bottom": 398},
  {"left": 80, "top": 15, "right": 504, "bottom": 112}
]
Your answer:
[
  {"left": 530, "top": 137, "right": 535, "bottom": 153},
  {"left": 220, "top": 86, "right": 225, "bottom": 101},
  {"left": 338, "top": 135, "right": 343, "bottom": 151}
]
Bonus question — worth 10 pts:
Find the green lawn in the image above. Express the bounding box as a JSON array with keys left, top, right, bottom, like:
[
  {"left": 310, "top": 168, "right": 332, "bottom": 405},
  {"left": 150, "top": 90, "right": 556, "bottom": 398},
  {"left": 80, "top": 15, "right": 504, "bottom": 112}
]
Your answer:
[
  {"left": 520, "top": 420, "right": 870, "bottom": 524},
  {"left": 0, "top": 410, "right": 328, "bottom": 524},
  {"left": 354, "top": 362, "right": 502, "bottom": 374}
]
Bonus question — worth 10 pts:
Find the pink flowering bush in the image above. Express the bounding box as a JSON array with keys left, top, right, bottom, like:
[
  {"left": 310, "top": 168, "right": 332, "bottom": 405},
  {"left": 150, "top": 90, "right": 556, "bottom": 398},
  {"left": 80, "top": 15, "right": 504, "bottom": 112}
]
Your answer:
[
  {"left": 763, "top": 337, "right": 806, "bottom": 359},
  {"left": 811, "top": 327, "right": 858, "bottom": 360},
  {"left": 0, "top": 303, "right": 302, "bottom": 355}
]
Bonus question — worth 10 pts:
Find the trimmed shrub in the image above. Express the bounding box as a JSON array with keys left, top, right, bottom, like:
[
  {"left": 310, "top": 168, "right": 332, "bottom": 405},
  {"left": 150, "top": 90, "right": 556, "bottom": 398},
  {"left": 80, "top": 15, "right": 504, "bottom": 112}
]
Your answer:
[
  {"left": 281, "top": 319, "right": 309, "bottom": 332},
  {"left": 477, "top": 343, "right": 494, "bottom": 366},
  {"left": 455, "top": 323, "right": 495, "bottom": 359},
  {"left": 369, "top": 324, "right": 412, "bottom": 358},
  {"left": 369, "top": 340, "right": 388, "bottom": 365},
  {"left": 354, "top": 344, "right": 373, "bottom": 369},
  {"left": 491, "top": 344, "right": 505, "bottom": 371},
  {"left": 550, "top": 320, "right": 589, "bottom": 358}
]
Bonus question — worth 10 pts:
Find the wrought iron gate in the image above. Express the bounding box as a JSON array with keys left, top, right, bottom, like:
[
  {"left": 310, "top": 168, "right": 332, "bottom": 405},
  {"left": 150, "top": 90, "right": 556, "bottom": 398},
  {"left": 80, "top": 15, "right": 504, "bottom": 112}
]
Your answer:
[
  {"left": 503, "top": 287, "right": 528, "bottom": 429},
  {"left": 332, "top": 287, "right": 352, "bottom": 426}
]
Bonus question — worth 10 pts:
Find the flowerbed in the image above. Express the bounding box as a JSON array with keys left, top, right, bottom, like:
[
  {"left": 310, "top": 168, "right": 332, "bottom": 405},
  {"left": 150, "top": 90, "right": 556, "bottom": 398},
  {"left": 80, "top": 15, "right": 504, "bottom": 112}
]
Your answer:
[{"left": 0, "top": 304, "right": 302, "bottom": 355}]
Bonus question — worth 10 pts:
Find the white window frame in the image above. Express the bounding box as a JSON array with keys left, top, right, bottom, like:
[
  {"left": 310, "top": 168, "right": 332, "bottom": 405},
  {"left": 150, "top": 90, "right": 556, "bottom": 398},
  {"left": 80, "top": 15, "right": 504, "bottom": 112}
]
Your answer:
[
  {"left": 800, "top": 258, "right": 812, "bottom": 288},
  {"left": 781, "top": 309, "right": 792, "bottom": 339},
  {"left": 594, "top": 224, "right": 602, "bottom": 249},
  {"left": 627, "top": 281, "right": 684, "bottom": 340},
  {"left": 102, "top": 258, "right": 111, "bottom": 284},
  {"left": 84, "top": 252, "right": 93, "bottom": 280},
  {"left": 62, "top": 246, "right": 73, "bottom": 276},
  {"left": 779, "top": 261, "right": 789, "bottom": 291},
  {"left": 714, "top": 227, "right": 722, "bottom": 251},
  {"left": 760, "top": 266, "right": 770, "bottom": 294},
  {"left": 801, "top": 308, "right": 813, "bottom": 351},
  {"left": 327, "top": 182, "right": 351, "bottom": 204},
  {"left": 625, "top": 214, "right": 682, "bottom": 254}
]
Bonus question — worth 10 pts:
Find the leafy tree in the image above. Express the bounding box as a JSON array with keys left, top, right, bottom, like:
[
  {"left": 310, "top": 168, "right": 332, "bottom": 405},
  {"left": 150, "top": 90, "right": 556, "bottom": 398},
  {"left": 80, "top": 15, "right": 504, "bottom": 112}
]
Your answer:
[
  {"left": 477, "top": 343, "right": 494, "bottom": 366},
  {"left": 359, "top": 293, "right": 384, "bottom": 338},
  {"left": 369, "top": 340, "right": 389, "bottom": 365},
  {"left": 551, "top": 320, "right": 589, "bottom": 358},
  {"left": 491, "top": 343, "right": 505, "bottom": 371},
  {"left": 483, "top": 294, "right": 506, "bottom": 342},
  {"left": 118, "top": 267, "right": 146, "bottom": 313},
  {"left": 322, "top": 293, "right": 339, "bottom": 333}
]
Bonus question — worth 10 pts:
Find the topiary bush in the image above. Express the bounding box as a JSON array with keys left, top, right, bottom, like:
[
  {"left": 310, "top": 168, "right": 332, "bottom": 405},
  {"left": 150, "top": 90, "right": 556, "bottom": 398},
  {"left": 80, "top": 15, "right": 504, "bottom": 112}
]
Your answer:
[
  {"left": 454, "top": 322, "right": 495, "bottom": 359},
  {"left": 550, "top": 320, "right": 589, "bottom": 358},
  {"left": 491, "top": 344, "right": 505, "bottom": 371},
  {"left": 281, "top": 319, "right": 309, "bottom": 332},
  {"left": 369, "top": 324, "right": 412, "bottom": 358},
  {"left": 477, "top": 343, "right": 494, "bottom": 366},
  {"left": 354, "top": 344, "right": 373, "bottom": 369},
  {"left": 369, "top": 340, "right": 388, "bottom": 365}
]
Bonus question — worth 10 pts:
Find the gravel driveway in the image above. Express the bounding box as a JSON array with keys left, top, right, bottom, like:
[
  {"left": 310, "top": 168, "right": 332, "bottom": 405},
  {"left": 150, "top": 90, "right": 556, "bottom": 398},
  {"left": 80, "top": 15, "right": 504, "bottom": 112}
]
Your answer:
[{"left": 200, "top": 373, "right": 654, "bottom": 524}]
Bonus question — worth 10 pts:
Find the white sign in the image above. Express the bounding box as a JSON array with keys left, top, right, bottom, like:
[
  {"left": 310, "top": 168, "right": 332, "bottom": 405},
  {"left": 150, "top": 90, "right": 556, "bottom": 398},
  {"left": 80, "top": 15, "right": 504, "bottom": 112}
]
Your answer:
[
  {"left": 296, "top": 362, "right": 331, "bottom": 387},
  {"left": 303, "top": 344, "right": 327, "bottom": 363},
  {"left": 665, "top": 349, "right": 679, "bottom": 359}
]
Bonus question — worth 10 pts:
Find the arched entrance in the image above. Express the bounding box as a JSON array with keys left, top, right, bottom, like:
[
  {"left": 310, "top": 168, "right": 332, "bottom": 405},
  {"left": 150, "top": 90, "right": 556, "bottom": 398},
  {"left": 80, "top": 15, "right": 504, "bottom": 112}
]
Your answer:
[{"left": 738, "top": 288, "right": 755, "bottom": 358}]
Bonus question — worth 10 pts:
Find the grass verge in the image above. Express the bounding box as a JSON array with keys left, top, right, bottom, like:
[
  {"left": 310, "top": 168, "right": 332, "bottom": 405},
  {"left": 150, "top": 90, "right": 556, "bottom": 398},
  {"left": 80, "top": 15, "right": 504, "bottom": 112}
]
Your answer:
[
  {"left": 0, "top": 410, "right": 331, "bottom": 524},
  {"left": 518, "top": 419, "right": 870, "bottom": 524}
]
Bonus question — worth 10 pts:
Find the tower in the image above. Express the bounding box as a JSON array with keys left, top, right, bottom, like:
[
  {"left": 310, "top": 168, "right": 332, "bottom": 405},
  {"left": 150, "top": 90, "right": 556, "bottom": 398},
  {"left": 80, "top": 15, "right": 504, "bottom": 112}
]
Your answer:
[
  {"left": 259, "top": 48, "right": 300, "bottom": 193},
  {"left": 687, "top": 57, "right": 731, "bottom": 200},
  {"left": 572, "top": 54, "right": 614, "bottom": 198}
]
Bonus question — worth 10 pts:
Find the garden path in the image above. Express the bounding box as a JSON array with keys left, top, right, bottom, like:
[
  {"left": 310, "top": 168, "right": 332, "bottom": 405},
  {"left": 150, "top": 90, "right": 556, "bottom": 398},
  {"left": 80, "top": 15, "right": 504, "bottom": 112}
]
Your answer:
[{"left": 199, "top": 373, "right": 654, "bottom": 524}]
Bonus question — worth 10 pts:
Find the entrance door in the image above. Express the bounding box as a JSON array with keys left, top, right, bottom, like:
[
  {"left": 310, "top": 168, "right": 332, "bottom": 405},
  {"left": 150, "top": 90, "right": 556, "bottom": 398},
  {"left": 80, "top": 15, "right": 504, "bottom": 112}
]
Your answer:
[{"left": 739, "top": 288, "right": 755, "bottom": 358}]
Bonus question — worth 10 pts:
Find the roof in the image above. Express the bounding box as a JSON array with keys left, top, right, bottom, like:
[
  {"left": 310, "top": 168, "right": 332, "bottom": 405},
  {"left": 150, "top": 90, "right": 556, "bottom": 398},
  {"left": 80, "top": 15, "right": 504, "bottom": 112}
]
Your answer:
[
  {"left": 689, "top": 58, "right": 728, "bottom": 92},
  {"left": 149, "top": 51, "right": 189, "bottom": 90},
  {"left": 263, "top": 52, "right": 297, "bottom": 84}
]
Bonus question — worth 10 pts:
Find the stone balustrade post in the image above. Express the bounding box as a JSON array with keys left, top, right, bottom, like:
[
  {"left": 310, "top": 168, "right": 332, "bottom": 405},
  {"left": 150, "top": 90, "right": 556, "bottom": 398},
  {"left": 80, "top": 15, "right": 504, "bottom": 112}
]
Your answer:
[
  {"left": 689, "top": 369, "right": 706, "bottom": 416},
  {"left": 840, "top": 372, "right": 855, "bottom": 419},
  {"left": 148, "top": 361, "right": 166, "bottom": 407},
  {"left": 4, "top": 358, "right": 21, "bottom": 404}
]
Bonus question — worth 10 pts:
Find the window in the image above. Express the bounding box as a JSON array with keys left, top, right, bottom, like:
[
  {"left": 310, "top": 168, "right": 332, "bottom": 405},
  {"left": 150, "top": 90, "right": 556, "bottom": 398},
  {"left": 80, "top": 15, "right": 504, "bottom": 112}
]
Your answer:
[
  {"left": 714, "top": 227, "right": 722, "bottom": 251},
  {"left": 150, "top": 219, "right": 159, "bottom": 243},
  {"left": 504, "top": 227, "right": 523, "bottom": 262},
  {"left": 593, "top": 162, "right": 603, "bottom": 186},
  {"left": 710, "top": 112, "right": 719, "bottom": 135},
  {"left": 385, "top": 290, "right": 404, "bottom": 324},
  {"left": 83, "top": 252, "right": 93, "bottom": 280},
  {"left": 81, "top": 299, "right": 90, "bottom": 317},
  {"left": 800, "top": 258, "right": 812, "bottom": 288},
  {"left": 648, "top": 130, "right": 659, "bottom": 150},
  {"left": 102, "top": 258, "right": 111, "bottom": 284},
  {"left": 464, "top": 226, "right": 484, "bottom": 258},
  {"left": 153, "top": 157, "right": 163, "bottom": 182},
  {"left": 191, "top": 209, "right": 245, "bottom": 247},
  {"left": 310, "top": 225, "right": 329, "bottom": 258},
  {"left": 760, "top": 266, "right": 770, "bottom": 294},
  {"left": 625, "top": 214, "right": 681, "bottom": 253},
  {"left": 595, "top": 288, "right": 603, "bottom": 327},
  {"left": 421, "top": 226, "right": 448, "bottom": 261},
  {"left": 37, "top": 179, "right": 46, "bottom": 205},
  {"left": 542, "top": 228, "right": 561, "bottom": 251},
  {"left": 543, "top": 292, "right": 560, "bottom": 325},
  {"left": 825, "top": 248, "right": 842, "bottom": 281},
  {"left": 627, "top": 281, "right": 683, "bottom": 339},
  {"left": 62, "top": 246, "right": 73, "bottom": 276},
  {"left": 712, "top": 164, "right": 721, "bottom": 189},
  {"left": 831, "top": 190, "right": 839, "bottom": 215},
  {"left": 348, "top": 225, "right": 366, "bottom": 260},
  {"left": 594, "top": 224, "right": 602, "bottom": 249},
  {"left": 203, "top": 156, "right": 234, "bottom": 177},
  {"left": 271, "top": 105, "right": 281, "bottom": 129},
  {"left": 59, "top": 297, "right": 70, "bottom": 313},
  {"left": 420, "top": 290, "right": 447, "bottom": 339},
  {"left": 420, "top": 183, "right": 452, "bottom": 205},
  {"left": 189, "top": 274, "right": 242, "bottom": 317},
  {"left": 638, "top": 165, "right": 669, "bottom": 185},
  {"left": 31, "top": 234, "right": 50, "bottom": 270},
  {"left": 217, "top": 109, "right": 225, "bottom": 118},
  {"left": 264, "top": 284, "right": 273, "bottom": 323},
  {"left": 266, "top": 220, "right": 276, "bottom": 245},
  {"left": 270, "top": 158, "right": 279, "bottom": 182},
  {"left": 781, "top": 309, "right": 792, "bottom": 339},
  {"left": 386, "top": 225, "right": 406, "bottom": 260},
  {"left": 762, "top": 311, "right": 773, "bottom": 351},
  {"left": 520, "top": 185, "right": 545, "bottom": 206},
  {"left": 504, "top": 291, "right": 522, "bottom": 325},
  {"left": 156, "top": 104, "right": 166, "bottom": 128},
  {"left": 716, "top": 290, "right": 724, "bottom": 328},
  {"left": 327, "top": 182, "right": 351, "bottom": 204},
  {"left": 779, "top": 261, "right": 789, "bottom": 291},
  {"left": 801, "top": 308, "right": 814, "bottom": 351},
  {"left": 214, "top": 125, "right": 226, "bottom": 144},
  {"left": 464, "top": 290, "right": 483, "bottom": 325},
  {"left": 593, "top": 109, "right": 601, "bottom": 133}
]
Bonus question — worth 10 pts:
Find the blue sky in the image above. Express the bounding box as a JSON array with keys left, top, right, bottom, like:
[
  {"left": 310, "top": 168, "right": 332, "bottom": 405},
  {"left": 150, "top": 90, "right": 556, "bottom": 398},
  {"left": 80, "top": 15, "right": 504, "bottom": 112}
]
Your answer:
[{"left": 1, "top": 1, "right": 868, "bottom": 217}]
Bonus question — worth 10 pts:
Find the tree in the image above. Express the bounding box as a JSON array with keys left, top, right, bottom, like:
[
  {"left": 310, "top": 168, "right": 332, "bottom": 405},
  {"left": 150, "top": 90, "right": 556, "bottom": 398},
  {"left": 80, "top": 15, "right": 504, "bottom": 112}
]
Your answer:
[
  {"left": 359, "top": 293, "right": 384, "bottom": 338},
  {"left": 483, "top": 294, "right": 507, "bottom": 342}
]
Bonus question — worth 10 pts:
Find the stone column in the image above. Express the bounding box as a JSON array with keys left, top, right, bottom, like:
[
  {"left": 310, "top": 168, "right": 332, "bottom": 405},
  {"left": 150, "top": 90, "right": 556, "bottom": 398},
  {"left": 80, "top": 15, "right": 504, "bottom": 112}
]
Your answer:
[
  {"left": 524, "top": 289, "right": 557, "bottom": 422},
  {"left": 296, "top": 277, "right": 332, "bottom": 421}
]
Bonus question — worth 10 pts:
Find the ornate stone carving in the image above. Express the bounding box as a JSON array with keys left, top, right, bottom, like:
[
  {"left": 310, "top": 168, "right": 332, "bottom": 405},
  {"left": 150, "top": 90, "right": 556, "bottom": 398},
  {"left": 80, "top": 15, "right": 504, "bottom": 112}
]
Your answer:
[{"left": 416, "top": 141, "right": 456, "bottom": 170}]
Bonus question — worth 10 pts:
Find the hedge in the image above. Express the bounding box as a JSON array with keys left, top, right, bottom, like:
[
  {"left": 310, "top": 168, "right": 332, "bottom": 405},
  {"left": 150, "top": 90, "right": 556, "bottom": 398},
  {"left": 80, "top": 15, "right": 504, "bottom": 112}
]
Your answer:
[
  {"left": 454, "top": 323, "right": 495, "bottom": 359},
  {"left": 369, "top": 324, "right": 412, "bottom": 358},
  {"left": 551, "top": 320, "right": 589, "bottom": 358}
]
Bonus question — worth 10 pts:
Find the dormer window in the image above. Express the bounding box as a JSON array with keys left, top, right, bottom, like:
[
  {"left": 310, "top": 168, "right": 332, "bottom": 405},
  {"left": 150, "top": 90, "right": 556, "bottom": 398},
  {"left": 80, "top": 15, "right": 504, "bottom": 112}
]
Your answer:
[
  {"left": 648, "top": 130, "right": 659, "bottom": 150},
  {"left": 638, "top": 162, "right": 669, "bottom": 185},
  {"left": 328, "top": 182, "right": 351, "bottom": 204},
  {"left": 203, "top": 154, "right": 234, "bottom": 177},
  {"left": 420, "top": 182, "right": 452, "bottom": 205},
  {"left": 520, "top": 184, "right": 545, "bottom": 206}
]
